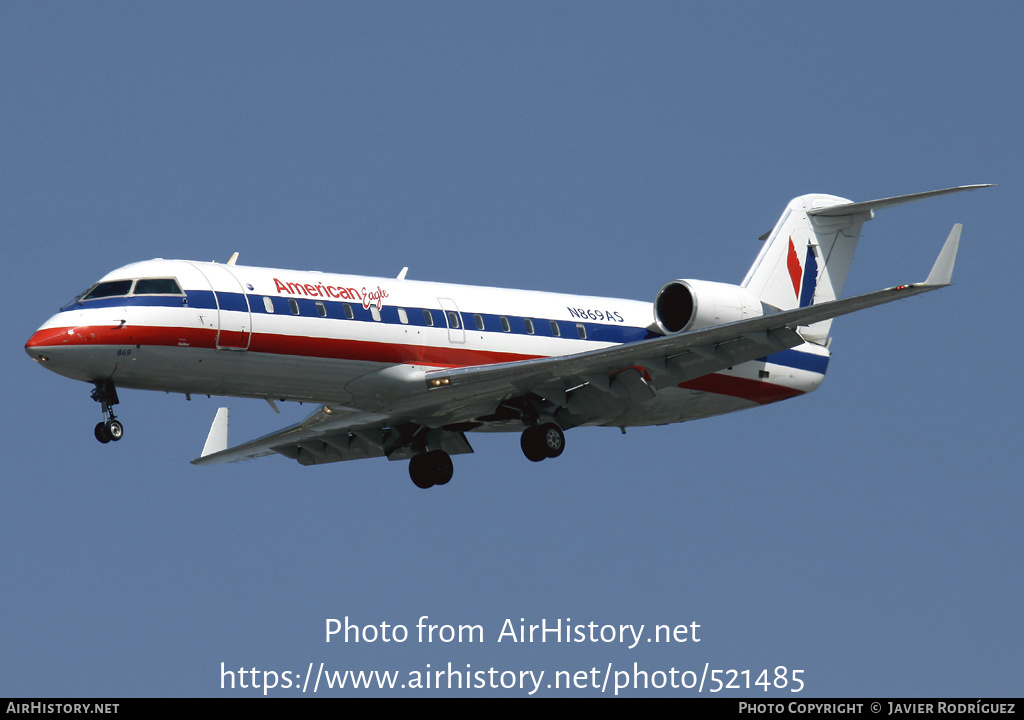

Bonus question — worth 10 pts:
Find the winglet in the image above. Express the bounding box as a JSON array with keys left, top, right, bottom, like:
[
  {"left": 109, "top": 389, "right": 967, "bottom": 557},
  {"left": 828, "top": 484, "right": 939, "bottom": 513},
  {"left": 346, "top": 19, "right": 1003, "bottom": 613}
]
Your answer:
[
  {"left": 201, "top": 407, "right": 230, "bottom": 457},
  {"left": 925, "top": 224, "right": 962, "bottom": 286}
]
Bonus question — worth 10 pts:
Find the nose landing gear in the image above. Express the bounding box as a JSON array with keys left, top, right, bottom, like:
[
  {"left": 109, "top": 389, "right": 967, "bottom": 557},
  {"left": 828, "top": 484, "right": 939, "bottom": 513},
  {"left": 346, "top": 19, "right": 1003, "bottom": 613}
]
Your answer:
[
  {"left": 94, "top": 419, "right": 123, "bottom": 443},
  {"left": 91, "top": 380, "right": 124, "bottom": 443}
]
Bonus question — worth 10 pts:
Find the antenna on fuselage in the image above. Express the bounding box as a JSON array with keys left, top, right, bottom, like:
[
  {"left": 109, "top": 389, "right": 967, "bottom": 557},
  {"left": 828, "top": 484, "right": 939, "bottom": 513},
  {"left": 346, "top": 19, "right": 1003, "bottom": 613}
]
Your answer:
[
  {"left": 227, "top": 252, "right": 239, "bottom": 265},
  {"left": 397, "top": 267, "right": 408, "bottom": 280}
]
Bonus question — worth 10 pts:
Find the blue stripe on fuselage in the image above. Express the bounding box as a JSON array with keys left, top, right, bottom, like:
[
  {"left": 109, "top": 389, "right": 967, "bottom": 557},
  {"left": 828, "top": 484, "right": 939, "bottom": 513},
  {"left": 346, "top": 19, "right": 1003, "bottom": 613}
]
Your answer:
[
  {"left": 62, "top": 291, "right": 655, "bottom": 345},
  {"left": 62, "top": 295, "right": 191, "bottom": 310},
  {"left": 759, "top": 348, "right": 829, "bottom": 375},
  {"left": 62, "top": 292, "right": 828, "bottom": 373}
]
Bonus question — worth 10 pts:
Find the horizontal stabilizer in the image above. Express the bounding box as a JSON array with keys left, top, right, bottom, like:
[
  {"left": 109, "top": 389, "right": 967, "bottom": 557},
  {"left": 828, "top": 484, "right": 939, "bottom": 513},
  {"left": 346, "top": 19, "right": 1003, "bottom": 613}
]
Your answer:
[{"left": 808, "top": 184, "right": 992, "bottom": 218}]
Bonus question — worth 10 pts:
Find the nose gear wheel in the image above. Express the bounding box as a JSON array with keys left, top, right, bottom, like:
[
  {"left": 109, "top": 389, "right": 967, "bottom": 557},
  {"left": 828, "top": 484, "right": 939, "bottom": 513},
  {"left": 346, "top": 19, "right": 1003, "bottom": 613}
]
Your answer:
[{"left": 91, "top": 380, "right": 124, "bottom": 443}]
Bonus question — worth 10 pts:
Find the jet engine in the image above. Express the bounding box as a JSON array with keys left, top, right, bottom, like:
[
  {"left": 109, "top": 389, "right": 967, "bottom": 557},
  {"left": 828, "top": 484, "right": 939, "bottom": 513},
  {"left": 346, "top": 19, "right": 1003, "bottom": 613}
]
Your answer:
[{"left": 653, "top": 279, "right": 763, "bottom": 334}]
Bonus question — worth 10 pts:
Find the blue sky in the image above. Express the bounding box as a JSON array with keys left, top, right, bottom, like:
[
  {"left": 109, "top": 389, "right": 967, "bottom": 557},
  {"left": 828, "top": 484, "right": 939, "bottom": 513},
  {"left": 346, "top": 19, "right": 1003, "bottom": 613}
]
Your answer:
[{"left": 3, "top": 2, "right": 1021, "bottom": 697}]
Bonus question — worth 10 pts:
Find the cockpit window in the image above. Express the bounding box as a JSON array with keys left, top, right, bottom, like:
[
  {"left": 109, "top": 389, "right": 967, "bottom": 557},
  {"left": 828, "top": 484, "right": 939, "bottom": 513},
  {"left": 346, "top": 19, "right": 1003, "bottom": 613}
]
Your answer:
[
  {"left": 60, "top": 290, "right": 90, "bottom": 310},
  {"left": 79, "top": 277, "right": 184, "bottom": 302},
  {"left": 83, "top": 280, "right": 133, "bottom": 300},
  {"left": 133, "top": 278, "right": 182, "bottom": 295}
]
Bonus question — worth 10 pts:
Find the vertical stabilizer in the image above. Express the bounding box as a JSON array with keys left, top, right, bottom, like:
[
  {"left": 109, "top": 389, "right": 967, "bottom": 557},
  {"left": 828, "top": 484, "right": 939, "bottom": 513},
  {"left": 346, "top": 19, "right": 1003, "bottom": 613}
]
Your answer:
[
  {"left": 741, "top": 185, "right": 989, "bottom": 345},
  {"left": 742, "top": 193, "right": 869, "bottom": 344}
]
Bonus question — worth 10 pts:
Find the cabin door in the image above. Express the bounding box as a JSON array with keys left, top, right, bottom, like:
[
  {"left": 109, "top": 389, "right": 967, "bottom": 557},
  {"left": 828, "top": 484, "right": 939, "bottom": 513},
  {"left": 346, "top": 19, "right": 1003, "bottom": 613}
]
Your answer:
[
  {"left": 191, "top": 263, "right": 253, "bottom": 350},
  {"left": 436, "top": 297, "right": 465, "bottom": 344}
]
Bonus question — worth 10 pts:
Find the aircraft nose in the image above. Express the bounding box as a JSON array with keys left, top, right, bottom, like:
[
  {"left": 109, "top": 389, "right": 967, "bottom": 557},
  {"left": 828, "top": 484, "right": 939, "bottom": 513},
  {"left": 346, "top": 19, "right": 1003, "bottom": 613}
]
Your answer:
[
  {"left": 25, "top": 325, "right": 65, "bottom": 364},
  {"left": 26, "top": 318, "right": 119, "bottom": 383},
  {"left": 25, "top": 319, "right": 91, "bottom": 364}
]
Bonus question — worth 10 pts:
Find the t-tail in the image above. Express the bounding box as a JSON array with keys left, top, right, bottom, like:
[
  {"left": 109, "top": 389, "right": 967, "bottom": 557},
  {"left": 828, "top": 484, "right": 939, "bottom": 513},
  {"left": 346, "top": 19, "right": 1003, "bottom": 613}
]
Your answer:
[{"left": 741, "top": 185, "right": 991, "bottom": 345}]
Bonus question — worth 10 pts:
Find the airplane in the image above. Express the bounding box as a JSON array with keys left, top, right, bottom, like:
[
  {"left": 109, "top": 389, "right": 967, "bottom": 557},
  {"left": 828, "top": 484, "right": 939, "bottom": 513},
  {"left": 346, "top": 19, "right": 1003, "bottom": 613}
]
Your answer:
[{"left": 25, "top": 185, "right": 989, "bottom": 488}]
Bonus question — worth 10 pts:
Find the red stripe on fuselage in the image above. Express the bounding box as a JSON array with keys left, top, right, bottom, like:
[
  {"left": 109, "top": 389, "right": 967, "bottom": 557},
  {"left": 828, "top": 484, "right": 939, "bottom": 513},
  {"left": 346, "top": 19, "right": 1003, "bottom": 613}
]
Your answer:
[
  {"left": 26, "top": 324, "right": 543, "bottom": 368},
  {"left": 679, "top": 374, "right": 804, "bottom": 405},
  {"left": 25, "top": 326, "right": 77, "bottom": 349},
  {"left": 27, "top": 324, "right": 220, "bottom": 350}
]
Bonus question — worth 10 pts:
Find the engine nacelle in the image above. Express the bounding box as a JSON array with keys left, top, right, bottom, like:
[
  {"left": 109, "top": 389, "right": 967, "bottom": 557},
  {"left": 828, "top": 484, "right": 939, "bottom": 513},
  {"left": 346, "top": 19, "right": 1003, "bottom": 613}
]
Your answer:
[{"left": 653, "top": 279, "right": 763, "bottom": 334}]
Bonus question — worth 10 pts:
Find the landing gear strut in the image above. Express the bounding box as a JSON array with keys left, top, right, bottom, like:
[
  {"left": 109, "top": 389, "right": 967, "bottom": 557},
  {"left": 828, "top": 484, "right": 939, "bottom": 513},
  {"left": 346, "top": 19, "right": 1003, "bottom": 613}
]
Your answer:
[
  {"left": 409, "top": 450, "right": 453, "bottom": 489},
  {"left": 521, "top": 422, "right": 565, "bottom": 462},
  {"left": 91, "top": 380, "right": 123, "bottom": 443}
]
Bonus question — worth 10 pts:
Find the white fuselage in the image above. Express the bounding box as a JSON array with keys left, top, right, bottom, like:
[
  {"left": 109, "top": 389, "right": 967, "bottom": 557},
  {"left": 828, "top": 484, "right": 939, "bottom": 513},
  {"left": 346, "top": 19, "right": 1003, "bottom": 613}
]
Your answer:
[{"left": 26, "top": 258, "right": 828, "bottom": 430}]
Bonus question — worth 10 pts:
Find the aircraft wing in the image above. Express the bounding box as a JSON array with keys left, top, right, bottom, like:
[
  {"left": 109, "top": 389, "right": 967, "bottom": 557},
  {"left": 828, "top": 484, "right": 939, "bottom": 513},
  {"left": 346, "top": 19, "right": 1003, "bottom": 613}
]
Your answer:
[
  {"left": 423, "top": 224, "right": 962, "bottom": 405},
  {"left": 193, "top": 224, "right": 960, "bottom": 466},
  {"left": 191, "top": 404, "right": 475, "bottom": 466}
]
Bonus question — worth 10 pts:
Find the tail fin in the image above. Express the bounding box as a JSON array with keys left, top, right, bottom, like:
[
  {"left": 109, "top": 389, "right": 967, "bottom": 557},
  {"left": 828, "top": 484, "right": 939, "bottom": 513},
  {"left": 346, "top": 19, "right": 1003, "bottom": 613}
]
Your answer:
[{"left": 741, "top": 185, "right": 991, "bottom": 345}]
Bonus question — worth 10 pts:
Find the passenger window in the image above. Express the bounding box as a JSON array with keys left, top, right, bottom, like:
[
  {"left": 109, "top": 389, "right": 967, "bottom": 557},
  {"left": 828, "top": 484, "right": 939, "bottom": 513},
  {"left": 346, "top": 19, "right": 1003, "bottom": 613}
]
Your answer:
[
  {"left": 473, "top": 314, "right": 484, "bottom": 331},
  {"left": 316, "top": 301, "right": 327, "bottom": 317},
  {"left": 576, "top": 323, "right": 587, "bottom": 339},
  {"left": 289, "top": 299, "right": 300, "bottom": 315},
  {"left": 550, "top": 320, "right": 560, "bottom": 337},
  {"left": 83, "top": 280, "right": 133, "bottom": 300},
  {"left": 500, "top": 316, "right": 510, "bottom": 332},
  {"left": 343, "top": 303, "right": 354, "bottom": 319},
  {"left": 263, "top": 297, "right": 274, "bottom": 313},
  {"left": 447, "top": 311, "right": 461, "bottom": 329},
  {"left": 424, "top": 309, "right": 434, "bottom": 326},
  {"left": 524, "top": 318, "right": 535, "bottom": 334},
  {"left": 370, "top": 306, "right": 381, "bottom": 321},
  {"left": 398, "top": 307, "right": 409, "bottom": 324},
  {"left": 133, "top": 278, "right": 182, "bottom": 295}
]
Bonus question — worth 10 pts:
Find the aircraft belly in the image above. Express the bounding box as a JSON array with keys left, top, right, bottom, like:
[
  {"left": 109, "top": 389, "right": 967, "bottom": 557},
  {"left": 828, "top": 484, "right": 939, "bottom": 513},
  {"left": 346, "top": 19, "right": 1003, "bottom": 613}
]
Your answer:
[
  {"left": 30, "top": 341, "right": 370, "bottom": 404},
  {"left": 595, "top": 359, "right": 826, "bottom": 428},
  {"left": 108, "top": 347, "right": 368, "bottom": 403}
]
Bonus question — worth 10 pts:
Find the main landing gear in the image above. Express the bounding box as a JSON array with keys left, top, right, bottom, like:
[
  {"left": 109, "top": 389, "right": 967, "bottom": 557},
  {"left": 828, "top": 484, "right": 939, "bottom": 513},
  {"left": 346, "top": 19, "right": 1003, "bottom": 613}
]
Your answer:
[
  {"left": 91, "top": 379, "right": 124, "bottom": 444},
  {"left": 521, "top": 422, "right": 565, "bottom": 462},
  {"left": 408, "top": 450, "right": 453, "bottom": 489},
  {"left": 406, "top": 420, "right": 566, "bottom": 489}
]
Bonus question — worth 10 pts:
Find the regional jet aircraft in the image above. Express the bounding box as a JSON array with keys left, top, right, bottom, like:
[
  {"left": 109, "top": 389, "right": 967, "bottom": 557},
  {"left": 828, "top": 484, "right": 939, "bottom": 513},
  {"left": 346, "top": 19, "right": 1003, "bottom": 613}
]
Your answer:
[{"left": 25, "top": 186, "right": 988, "bottom": 488}]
